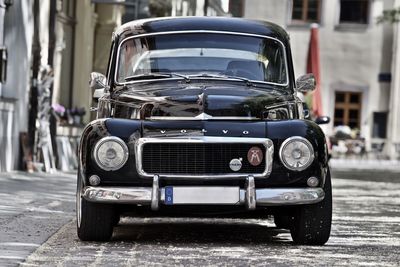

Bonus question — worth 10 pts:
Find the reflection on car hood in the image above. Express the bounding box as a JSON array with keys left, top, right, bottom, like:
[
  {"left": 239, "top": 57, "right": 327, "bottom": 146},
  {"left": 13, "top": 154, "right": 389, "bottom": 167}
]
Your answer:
[{"left": 112, "top": 82, "right": 294, "bottom": 120}]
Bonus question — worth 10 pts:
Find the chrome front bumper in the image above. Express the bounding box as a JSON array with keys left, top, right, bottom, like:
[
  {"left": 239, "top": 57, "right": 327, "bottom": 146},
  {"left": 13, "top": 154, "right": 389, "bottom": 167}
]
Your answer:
[{"left": 82, "top": 176, "right": 325, "bottom": 210}]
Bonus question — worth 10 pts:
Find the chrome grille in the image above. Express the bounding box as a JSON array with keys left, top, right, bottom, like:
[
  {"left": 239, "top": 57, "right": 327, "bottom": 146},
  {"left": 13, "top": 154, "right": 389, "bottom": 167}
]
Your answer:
[
  {"left": 142, "top": 143, "right": 266, "bottom": 175},
  {"left": 136, "top": 137, "right": 273, "bottom": 178}
]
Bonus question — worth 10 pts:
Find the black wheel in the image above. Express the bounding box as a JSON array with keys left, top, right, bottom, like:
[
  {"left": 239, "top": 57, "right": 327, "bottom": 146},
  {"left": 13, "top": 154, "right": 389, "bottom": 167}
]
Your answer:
[
  {"left": 290, "top": 168, "right": 332, "bottom": 245},
  {"left": 76, "top": 175, "right": 115, "bottom": 241},
  {"left": 113, "top": 212, "right": 120, "bottom": 226},
  {"left": 274, "top": 215, "right": 291, "bottom": 229}
]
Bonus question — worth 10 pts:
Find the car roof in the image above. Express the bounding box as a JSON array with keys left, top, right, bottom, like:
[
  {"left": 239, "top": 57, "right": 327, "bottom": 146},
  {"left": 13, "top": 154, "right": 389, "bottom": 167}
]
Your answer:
[{"left": 114, "top": 16, "right": 290, "bottom": 44}]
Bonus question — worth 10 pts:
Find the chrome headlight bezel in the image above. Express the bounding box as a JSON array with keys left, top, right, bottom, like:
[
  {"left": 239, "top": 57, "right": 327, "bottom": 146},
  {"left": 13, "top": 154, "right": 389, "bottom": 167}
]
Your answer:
[
  {"left": 279, "top": 136, "right": 315, "bottom": 171},
  {"left": 93, "top": 136, "right": 129, "bottom": 171}
]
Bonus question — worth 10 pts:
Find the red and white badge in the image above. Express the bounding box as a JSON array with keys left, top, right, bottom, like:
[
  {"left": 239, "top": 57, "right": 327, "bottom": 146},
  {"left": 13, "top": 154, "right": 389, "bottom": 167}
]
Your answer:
[{"left": 247, "top": 147, "right": 263, "bottom": 166}]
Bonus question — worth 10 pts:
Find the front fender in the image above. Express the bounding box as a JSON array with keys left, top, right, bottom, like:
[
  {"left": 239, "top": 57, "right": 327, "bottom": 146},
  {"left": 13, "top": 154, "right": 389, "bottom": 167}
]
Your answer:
[
  {"left": 78, "top": 119, "right": 109, "bottom": 186},
  {"left": 265, "top": 120, "right": 329, "bottom": 188},
  {"left": 78, "top": 119, "right": 143, "bottom": 186}
]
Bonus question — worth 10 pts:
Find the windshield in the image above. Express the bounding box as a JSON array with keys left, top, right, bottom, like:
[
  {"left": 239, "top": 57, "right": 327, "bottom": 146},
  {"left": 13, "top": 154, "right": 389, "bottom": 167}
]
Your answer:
[{"left": 116, "top": 32, "right": 288, "bottom": 85}]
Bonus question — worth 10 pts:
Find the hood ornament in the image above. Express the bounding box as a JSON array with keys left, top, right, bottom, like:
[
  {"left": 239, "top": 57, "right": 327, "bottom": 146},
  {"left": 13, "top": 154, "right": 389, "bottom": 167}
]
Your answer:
[{"left": 194, "top": 113, "right": 213, "bottom": 120}]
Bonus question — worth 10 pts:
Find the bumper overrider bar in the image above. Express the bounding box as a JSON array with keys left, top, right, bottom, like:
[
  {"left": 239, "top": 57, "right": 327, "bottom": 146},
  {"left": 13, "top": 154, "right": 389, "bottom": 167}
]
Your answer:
[{"left": 82, "top": 176, "right": 325, "bottom": 210}]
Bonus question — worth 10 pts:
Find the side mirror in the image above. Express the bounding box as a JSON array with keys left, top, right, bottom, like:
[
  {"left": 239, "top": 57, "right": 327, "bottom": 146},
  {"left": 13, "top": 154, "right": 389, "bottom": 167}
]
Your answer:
[
  {"left": 315, "top": 116, "right": 330, "bottom": 124},
  {"left": 296, "top": 73, "right": 316, "bottom": 93},
  {"left": 89, "top": 72, "right": 107, "bottom": 100},
  {"left": 89, "top": 72, "right": 106, "bottom": 90}
]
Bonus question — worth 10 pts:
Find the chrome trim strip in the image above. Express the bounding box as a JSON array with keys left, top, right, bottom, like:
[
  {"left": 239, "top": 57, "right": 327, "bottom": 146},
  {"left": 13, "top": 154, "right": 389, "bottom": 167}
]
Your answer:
[
  {"left": 264, "top": 101, "right": 298, "bottom": 111},
  {"left": 148, "top": 115, "right": 260, "bottom": 121},
  {"left": 82, "top": 186, "right": 152, "bottom": 204},
  {"left": 279, "top": 136, "right": 315, "bottom": 171},
  {"left": 135, "top": 136, "right": 274, "bottom": 179},
  {"left": 265, "top": 139, "right": 274, "bottom": 176},
  {"left": 255, "top": 188, "right": 325, "bottom": 206},
  {"left": 151, "top": 175, "right": 160, "bottom": 210},
  {"left": 114, "top": 30, "right": 290, "bottom": 87},
  {"left": 83, "top": 186, "right": 325, "bottom": 206},
  {"left": 245, "top": 176, "right": 256, "bottom": 210}
]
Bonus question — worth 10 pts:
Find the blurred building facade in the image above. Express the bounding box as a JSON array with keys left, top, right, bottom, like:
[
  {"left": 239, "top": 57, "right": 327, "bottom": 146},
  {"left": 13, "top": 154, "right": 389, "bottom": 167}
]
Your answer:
[
  {"left": 1, "top": 0, "right": 398, "bottom": 172},
  {"left": 0, "top": 0, "right": 32, "bottom": 172},
  {"left": 0, "top": 0, "right": 233, "bottom": 172},
  {"left": 244, "top": 0, "right": 400, "bottom": 159},
  {"left": 51, "top": 1, "right": 124, "bottom": 171},
  {"left": 0, "top": 0, "right": 124, "bottom": 172},
  {"left": 52, "top": 0, "right": 123, "bottom": 123}
]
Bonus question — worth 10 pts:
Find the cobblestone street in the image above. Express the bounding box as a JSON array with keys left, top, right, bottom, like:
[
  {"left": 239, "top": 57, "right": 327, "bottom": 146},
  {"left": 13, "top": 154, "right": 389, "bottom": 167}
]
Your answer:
[{"left": 1, "top": 167, "right": 399, "bottom": 266}]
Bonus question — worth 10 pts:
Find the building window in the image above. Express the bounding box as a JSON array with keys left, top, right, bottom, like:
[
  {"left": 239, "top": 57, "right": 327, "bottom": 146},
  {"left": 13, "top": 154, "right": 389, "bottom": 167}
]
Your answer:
[
  {"left": 339, "top": 0, "right": 370, "bottom": 24},
  {"left": 57, "top": 0, "right": 76, "bottom": 108},
  {"left": 291, "top": 0, "right": 321, "bottom": 23},
  {"left": 372, "top": 112, "right": 387, "bottom": 138},
  {"left": 334, "top": 91, "right": 362, "bottom": 129}
]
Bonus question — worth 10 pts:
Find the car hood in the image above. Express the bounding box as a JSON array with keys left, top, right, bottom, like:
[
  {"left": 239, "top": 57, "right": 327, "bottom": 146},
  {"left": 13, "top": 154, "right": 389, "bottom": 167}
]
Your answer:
[{"left": 112, "top": 82, "right": 294, "bottom": 120}]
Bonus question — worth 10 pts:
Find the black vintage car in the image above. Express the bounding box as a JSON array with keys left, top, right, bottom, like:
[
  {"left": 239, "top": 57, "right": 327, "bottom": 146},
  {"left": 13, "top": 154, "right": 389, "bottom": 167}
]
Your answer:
[{"left": 77, "top": 17, "right": 332, "bottom": 245}]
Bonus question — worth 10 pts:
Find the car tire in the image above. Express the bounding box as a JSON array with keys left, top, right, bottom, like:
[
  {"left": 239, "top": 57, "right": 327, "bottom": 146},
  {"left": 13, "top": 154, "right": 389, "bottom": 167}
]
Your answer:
[
  {"left": 76, "top": 175, "right": 115, "bottom": 241},
  {"left": 113, "top": 212, "right": 120, "bottom": 226},
  {"left": 274, "top": 215, "right": 291, "bottom": 229},
  {"left": 290, "top": 168, "right": 332, "bottom": 245}
]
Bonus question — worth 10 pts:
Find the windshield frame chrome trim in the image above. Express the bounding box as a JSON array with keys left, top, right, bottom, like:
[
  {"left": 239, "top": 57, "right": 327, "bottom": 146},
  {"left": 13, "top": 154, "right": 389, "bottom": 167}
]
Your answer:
[{"left": 114, "top": 30, "right": 290, "bottom": 87}]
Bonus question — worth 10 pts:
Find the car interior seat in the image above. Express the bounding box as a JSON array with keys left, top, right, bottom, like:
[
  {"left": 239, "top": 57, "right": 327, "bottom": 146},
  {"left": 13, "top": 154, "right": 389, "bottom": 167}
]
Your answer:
[{"left": 225, "top": 60, "right": 265, "bottom": 81}]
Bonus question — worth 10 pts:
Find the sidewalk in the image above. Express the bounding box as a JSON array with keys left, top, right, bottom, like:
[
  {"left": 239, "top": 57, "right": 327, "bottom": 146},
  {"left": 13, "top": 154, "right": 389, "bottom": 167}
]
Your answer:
[
  {"left": 330, "top": 158, "right": 400, "bottom": 172},
  {"left": 0, "top": 170, "right": 76, "bottom": 180},
  {"left": 0, "top": 171, "right": 76, "bottom": 266}
]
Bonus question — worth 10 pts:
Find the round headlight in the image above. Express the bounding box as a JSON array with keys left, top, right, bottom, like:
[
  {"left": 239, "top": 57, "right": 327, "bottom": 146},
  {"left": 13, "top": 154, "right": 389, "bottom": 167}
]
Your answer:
[
  {"left": 93, "top": 137, "right": 129, "bottom": 171},
  {"left": 279, "top": 137, "right": 314, "bottom": 171}
]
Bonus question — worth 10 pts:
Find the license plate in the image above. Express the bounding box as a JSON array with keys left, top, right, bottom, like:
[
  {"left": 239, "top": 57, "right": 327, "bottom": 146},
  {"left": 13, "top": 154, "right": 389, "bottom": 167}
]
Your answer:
[{"left": 164, "top": 186, "right": 240, "bottom": 205}]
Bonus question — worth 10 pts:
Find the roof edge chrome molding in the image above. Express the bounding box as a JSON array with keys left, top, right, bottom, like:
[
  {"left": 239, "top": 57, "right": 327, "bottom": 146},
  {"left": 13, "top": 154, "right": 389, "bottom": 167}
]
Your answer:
[{"left": 134, "top": 136, "right": 274, "bottom": 179}]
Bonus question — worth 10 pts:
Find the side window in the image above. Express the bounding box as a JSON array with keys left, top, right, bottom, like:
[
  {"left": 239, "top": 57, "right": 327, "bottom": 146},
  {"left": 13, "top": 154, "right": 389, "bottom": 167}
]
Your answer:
[
  {"left": 339, "top": 0, "right": 370, "bottom": 24},
  {"left": 291, "top": 0, "right": 322, "bottom": 24},
  {"left": 372, "top": 112, "right": 388, "bottom": 139}
]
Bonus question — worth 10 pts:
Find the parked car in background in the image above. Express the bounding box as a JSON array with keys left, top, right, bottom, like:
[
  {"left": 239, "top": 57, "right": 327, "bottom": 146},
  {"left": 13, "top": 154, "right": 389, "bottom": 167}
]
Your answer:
[{"left": 77, "top": 17, "right": 332, "bottom": 245}]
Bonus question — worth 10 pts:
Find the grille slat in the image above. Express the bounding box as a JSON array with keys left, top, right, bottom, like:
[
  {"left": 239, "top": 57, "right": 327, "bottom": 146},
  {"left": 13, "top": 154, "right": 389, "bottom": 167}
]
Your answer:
[{"left": 142, "top": 143, "right": 266, "bottom": 175}]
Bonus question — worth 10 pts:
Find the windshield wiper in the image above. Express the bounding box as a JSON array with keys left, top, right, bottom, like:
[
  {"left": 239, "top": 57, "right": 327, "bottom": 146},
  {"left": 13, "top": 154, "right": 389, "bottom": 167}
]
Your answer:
[
  {"left": 124, "top": 72, "right": 190, "bottom": 82},
  {"left": 188, "top": 73, "right": 254, "bottom": 87}
]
